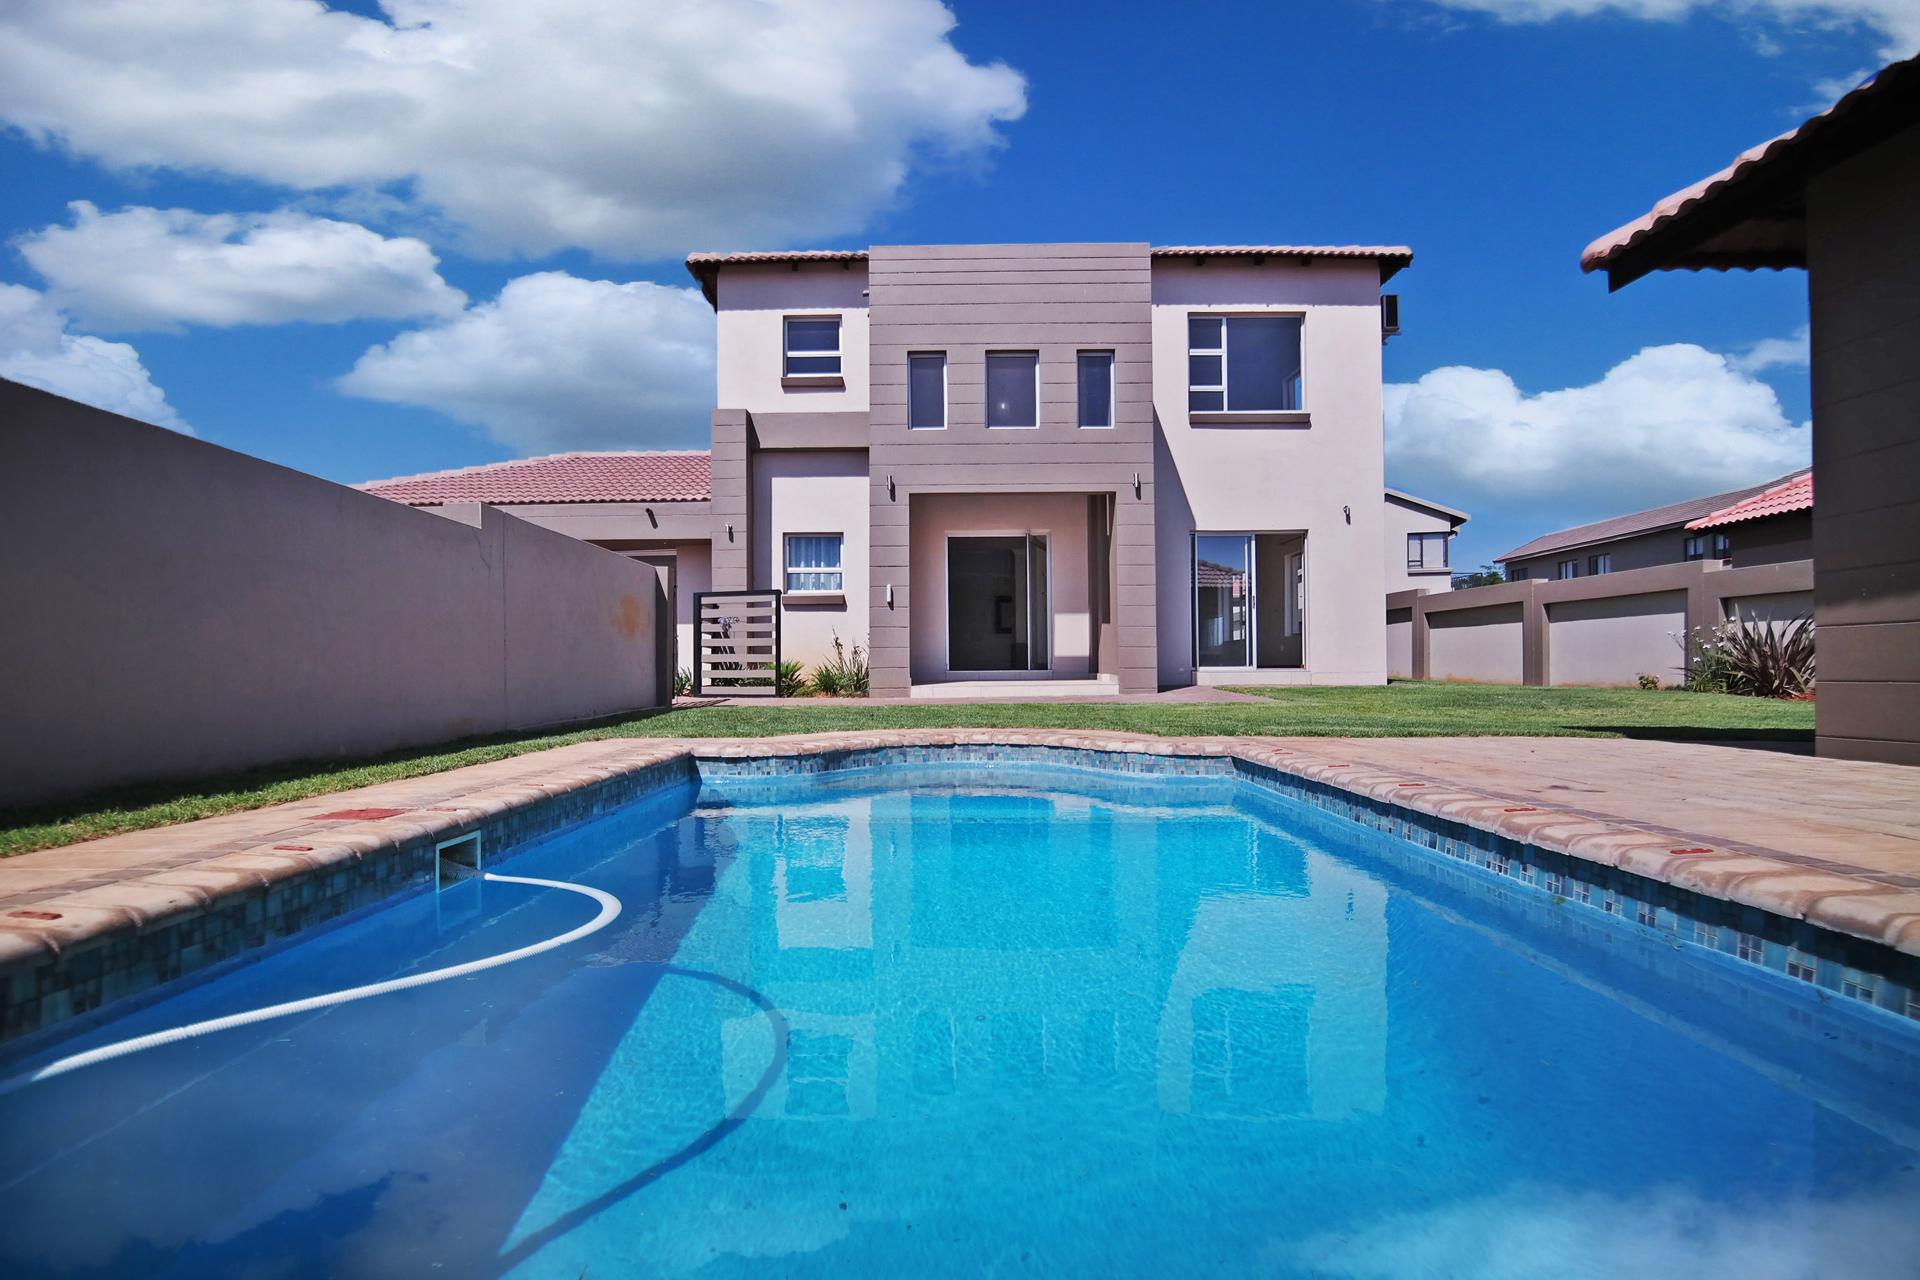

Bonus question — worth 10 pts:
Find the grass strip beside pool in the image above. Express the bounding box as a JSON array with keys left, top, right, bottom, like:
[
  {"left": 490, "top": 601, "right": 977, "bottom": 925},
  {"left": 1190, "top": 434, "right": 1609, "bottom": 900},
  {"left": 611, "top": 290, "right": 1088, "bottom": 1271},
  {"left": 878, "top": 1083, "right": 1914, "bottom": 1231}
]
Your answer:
[{"left": 0, "top": 682, "right": 1812, "bottom": 857}]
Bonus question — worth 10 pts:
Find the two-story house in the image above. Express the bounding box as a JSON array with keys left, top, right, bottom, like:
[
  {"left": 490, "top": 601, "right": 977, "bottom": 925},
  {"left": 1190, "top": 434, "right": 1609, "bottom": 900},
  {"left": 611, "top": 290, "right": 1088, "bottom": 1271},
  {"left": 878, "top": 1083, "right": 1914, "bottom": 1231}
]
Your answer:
[
  {"left": 366, "top": 241, "right": 1427, "bottom": 696},
  {"left": 1497, "top": 469, "right": 1813, "bottom": 583}
]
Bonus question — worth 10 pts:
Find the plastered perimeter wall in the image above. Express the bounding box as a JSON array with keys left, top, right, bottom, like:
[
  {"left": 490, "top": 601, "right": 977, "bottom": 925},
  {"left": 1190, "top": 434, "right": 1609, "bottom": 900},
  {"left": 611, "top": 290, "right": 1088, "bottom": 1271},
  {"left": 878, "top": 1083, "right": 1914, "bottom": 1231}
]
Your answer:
[
  {"left": 1427, "top": 604, "right": 1524, "bottom": 683},
  {"left": 0, "top": 380, "right": 662, "bottom": 807},
  {"left": 1546, "top": 591, "right": 1687, "bottom": 687}
]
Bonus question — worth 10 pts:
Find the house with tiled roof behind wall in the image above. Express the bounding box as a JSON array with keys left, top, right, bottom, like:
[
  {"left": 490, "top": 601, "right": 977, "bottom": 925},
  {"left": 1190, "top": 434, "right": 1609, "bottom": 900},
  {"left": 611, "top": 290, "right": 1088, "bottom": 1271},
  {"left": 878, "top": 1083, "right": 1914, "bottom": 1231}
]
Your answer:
[
  {"left": 366, "top": 242, "right": 1468, "bottom": 695},
  {"left": 1497, "top": 470, "right": 1814, "bottom": 584}
]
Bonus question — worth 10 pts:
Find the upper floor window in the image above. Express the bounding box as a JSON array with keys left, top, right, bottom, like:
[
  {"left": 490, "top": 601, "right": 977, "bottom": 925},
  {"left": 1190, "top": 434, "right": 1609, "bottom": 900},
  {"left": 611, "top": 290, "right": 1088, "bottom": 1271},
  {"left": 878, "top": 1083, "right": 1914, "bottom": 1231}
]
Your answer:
[
  {"left": 1683, "top": 534, "right": 1728, "bottom": 562},
  {"left": 908, "top": 352, "right": 947, "bottom": 429},
  {"left": 1556, "top": 559, "right": 1580, "bottom": 580},
  {"left": 1187, "top": 314, "right": 1303, "bottom": 413},
  {"left": 784, "top": 316, "right": 841, "bottom": 378},
  {"left": 1508, "top": 565, "right": 1528, "bottom": 581},
  {"left": 1077, "top": 351, "right": 1114, "bottom": 428},
  {"left": 785, "top": 534, "right": 844, "bottom": 593},
  {"left": 986, "top": 351, "right": 1039, "bottom": 428},
  {"left": 1407, "top": 532, "right": 1449, "bottom": 571},
  {"left": 1588, "top": 553, "right": 1612, "bottom": 575}
]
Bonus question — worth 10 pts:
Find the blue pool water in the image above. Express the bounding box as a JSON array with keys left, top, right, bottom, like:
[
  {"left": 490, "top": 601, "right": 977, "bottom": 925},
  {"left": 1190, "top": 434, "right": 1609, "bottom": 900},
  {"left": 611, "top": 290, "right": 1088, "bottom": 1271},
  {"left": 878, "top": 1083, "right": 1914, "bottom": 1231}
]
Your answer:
[{"left": 3, "top": 764, "right": 1919, "bottom": 1278}]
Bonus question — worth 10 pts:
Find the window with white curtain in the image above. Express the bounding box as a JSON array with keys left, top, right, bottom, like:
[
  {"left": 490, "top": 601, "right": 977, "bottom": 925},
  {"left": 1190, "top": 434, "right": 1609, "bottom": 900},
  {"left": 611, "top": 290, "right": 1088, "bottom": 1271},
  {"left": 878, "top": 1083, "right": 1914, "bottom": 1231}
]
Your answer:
[{"left": 785, "top": 534, "right": 844, "bottom": 592}]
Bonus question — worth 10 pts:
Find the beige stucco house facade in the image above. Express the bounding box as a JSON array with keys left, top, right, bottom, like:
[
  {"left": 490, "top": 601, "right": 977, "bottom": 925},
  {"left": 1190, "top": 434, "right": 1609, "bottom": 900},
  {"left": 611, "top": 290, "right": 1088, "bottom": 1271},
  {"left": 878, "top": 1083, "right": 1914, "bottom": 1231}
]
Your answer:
[{"left": 369, "top": 241, "right": 1457, "bottom": 696}]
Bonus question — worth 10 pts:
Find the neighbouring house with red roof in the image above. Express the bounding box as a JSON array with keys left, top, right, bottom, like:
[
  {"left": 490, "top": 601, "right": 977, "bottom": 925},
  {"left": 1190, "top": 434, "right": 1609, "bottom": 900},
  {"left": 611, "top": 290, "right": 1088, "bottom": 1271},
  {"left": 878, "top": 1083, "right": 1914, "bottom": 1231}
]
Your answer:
[
  {"left": 365, "top": 242, "right": 1469, "bottom": 696},
  {"left": 1581, "top": 51, "right": 1920, "bottom": 764},
  {"left": 1497, "top": 469, "right": 1812, "bottom": 583}
]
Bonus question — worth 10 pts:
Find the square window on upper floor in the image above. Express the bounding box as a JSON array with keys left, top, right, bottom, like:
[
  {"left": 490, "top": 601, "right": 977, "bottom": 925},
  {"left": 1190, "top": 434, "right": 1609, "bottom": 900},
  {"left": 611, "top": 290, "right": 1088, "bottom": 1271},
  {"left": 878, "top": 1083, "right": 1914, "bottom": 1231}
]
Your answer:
[
  {"left": 784, "top": 316, "right": 842, "bottom": 379},
  {"left": 1188, "top": 314, "right": 1303, "bottom": 415},
  {"left": 986, "top": 351, "right": 1039, "bottom": 428}
]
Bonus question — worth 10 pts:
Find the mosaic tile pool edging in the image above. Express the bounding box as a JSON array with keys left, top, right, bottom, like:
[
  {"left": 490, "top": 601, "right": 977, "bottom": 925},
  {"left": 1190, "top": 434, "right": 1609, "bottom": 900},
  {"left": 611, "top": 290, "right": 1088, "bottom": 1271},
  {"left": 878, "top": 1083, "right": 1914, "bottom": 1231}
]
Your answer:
[
  {"left": 6, "top": 730, "right": 1917, "bottom": 1048},
  {"left": 0, "top": 753, "right": 699, "bottom": 1046},
  {"left": 696, "top": 741, "right": 1920, "bottom": 1023}
]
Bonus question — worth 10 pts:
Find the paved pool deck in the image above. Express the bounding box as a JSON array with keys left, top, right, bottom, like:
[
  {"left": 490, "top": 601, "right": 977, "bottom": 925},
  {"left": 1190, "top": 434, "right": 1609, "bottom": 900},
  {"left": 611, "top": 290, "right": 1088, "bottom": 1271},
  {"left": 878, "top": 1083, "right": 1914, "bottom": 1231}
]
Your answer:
[{"left": 5, "top": 731, "right": 1920, "bottom": 1041}]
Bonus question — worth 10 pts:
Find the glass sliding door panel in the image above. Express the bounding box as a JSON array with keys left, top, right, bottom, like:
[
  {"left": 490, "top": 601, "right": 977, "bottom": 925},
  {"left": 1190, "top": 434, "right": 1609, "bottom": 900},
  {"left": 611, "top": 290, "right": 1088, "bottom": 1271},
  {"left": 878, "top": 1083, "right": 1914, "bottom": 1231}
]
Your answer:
[
  {"left": 1027, "top": 535, "right": 1049, "bottom": 668},
  {"left": 947, "top": 535, "right": 1051, "bottom": 673},
  {"left": 1194, "top": 534, "right": 1253, "bottom": 668}
]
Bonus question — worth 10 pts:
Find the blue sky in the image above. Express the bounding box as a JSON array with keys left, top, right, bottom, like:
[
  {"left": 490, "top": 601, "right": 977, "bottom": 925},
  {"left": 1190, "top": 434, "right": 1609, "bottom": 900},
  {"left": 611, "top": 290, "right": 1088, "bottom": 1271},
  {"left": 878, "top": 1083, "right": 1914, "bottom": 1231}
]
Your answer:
[{"left": 0, "top": 1, "right": 1906, "bottom": 568}]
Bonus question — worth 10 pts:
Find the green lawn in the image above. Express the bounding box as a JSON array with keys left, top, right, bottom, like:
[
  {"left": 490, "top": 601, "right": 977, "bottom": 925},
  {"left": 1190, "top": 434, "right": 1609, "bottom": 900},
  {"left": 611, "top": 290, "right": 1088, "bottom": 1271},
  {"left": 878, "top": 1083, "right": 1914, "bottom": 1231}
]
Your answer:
[{"left": 0, "top": 682, "right": 1812, "bottom": 858}]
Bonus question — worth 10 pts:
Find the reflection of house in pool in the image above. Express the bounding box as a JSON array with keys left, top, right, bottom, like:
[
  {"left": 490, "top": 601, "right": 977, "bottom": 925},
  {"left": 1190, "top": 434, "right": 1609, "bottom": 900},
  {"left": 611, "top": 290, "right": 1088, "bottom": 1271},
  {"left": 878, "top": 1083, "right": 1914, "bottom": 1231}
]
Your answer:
[{"left": 693, "top": 787, "right": 1391, "bottom": 1129}]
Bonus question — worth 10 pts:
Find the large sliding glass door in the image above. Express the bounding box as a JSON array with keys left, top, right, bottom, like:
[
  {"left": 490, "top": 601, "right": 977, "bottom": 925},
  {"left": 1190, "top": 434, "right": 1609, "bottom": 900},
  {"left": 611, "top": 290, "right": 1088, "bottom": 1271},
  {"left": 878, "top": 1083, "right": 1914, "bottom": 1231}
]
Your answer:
[
  {"left": 1194, "top": 533, "right": 1305, "bottom": 670},
  {"left": 948, "top": 535, "right": 1051, "bottom": 672},
  {"left": 1194, "top": 534, "right": 1253, "bottom": 668}
]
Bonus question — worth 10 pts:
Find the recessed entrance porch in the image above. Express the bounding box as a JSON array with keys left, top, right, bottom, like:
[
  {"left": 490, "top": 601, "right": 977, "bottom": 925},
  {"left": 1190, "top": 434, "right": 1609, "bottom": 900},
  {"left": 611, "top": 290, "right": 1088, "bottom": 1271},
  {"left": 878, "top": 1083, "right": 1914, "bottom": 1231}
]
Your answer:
[{"left": 908, "top": 491, "right": 1112, "bottom": 686}]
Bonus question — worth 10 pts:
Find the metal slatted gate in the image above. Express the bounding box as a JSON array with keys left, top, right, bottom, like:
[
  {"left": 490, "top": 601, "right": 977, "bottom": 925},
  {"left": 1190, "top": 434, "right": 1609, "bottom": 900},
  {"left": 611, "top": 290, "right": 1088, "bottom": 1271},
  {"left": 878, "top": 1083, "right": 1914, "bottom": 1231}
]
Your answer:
[{"left": 692, "top": 589, "right": 782, "bottom": 696}]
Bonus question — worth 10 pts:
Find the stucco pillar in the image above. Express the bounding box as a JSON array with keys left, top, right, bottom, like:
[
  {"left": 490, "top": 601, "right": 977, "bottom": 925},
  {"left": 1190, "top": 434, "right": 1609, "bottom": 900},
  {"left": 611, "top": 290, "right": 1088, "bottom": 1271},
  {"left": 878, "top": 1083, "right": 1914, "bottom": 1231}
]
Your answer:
[
  {"left": 867, "top": 472, "right": 910, "bottom": 697},
  {"left": 709, "top": 409, "right": 752, "bottom": 591},
  {"left": 1520, "top": 581, "right": 1548, "bottom": 687}
]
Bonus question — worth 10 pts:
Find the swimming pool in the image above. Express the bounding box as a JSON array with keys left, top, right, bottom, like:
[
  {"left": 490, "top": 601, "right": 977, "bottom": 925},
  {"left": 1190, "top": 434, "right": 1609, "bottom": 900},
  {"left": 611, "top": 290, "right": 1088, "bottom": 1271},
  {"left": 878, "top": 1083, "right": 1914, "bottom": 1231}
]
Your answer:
[{"left": 3, "top": 757, "right": 1918, "bottom": 1278}]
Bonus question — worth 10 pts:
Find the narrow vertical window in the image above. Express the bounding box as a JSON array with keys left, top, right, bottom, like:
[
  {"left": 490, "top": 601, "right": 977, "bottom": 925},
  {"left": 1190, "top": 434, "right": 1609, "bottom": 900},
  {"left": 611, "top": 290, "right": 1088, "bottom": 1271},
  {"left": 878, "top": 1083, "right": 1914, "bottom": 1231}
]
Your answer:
[
  {"left": 986, "top": 351, "right": 1039, "bottom": 427},
  {"left": 1077, "top": 351, "right": 1114, "bottom": 428},
  {"left": 908, "top": 353, "right": 946, "bottom": 429},
  {"left": 783, "top": 316, "right": 841, "bottom": 377}
]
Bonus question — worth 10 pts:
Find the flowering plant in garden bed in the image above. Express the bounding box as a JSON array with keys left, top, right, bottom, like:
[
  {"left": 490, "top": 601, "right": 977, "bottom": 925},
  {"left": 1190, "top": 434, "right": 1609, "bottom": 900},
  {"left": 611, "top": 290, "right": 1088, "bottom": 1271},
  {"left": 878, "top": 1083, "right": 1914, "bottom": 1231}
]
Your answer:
[
  {"left": 1677, "top": 618, "right": 1815, "bottom": 698},
  {"left": 810, "top": 633, "right": 870, "bottom": 697}
]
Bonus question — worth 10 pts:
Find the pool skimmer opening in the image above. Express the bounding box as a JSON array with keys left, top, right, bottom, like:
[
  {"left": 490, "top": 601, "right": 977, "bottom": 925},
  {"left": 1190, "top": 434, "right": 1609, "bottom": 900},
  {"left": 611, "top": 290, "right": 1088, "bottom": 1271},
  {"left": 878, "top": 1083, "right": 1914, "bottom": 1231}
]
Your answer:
[{"left": 437, "top": 833, "right": 484, "bottom": 890}]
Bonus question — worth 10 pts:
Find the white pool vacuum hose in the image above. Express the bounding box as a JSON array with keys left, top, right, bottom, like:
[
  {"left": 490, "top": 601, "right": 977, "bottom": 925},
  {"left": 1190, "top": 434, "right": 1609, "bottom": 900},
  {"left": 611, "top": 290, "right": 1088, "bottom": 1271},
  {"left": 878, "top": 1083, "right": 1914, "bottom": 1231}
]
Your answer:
[{"left": 0, "top": 872, "right": 620, "bottom": 1097}]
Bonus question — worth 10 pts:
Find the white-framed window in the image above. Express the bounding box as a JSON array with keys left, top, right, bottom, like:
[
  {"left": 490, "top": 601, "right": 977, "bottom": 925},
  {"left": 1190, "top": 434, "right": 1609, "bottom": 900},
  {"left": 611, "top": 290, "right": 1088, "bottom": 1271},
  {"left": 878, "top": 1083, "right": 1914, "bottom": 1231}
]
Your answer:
[
  {"left": 785, "top": 534, "right": 844, "bottom": 593},
  {"left": 1077, "top": 351, "right": 1114, "bottom": 428},
  {"left": 783, "top": 316, "right": 842, "bottom": 378},
  {"left": 1588, "top": 553, "right": 1612, "bottom": 575},
  {"left": 1407, "top": 532, "right": 1449, "bottom": 571},
  {"left": 1556, "top": 559, "right": 1580, "bottom": 580},
  {"left": 986, "top": 351, "right": 1039, "bottom": 427},
  {"left": 1187, "top": 314, "right": 1304, "bottom": 413},
  {"left": 908, "top": 352, "right": 946, "bottom": 429}
]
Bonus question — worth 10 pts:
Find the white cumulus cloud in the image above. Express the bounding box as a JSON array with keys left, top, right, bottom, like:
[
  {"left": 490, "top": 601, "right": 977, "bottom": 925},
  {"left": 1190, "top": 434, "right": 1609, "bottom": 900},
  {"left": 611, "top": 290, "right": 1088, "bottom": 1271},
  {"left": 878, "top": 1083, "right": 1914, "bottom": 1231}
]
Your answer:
[
  {"left": 1731, "top": 322, "right": 1811, "bottom": 373},
  {"left": 14, "top": 202, "right": 467, "bottom": 333},
  {"left": 336, "top": 271, "right": 714, "bottom": 452},
  {"left": 1385, "top": 341, "right": 1810, "bottom": 515},
  {"left": 0, "top": 284, "right": 187, "bottom": 431},
  {"left": 0, "top": 0, "right": 1028, "bottom": 260},
  {"left": 1411, "top": 0, "right": 1920, "bottom": 58}
]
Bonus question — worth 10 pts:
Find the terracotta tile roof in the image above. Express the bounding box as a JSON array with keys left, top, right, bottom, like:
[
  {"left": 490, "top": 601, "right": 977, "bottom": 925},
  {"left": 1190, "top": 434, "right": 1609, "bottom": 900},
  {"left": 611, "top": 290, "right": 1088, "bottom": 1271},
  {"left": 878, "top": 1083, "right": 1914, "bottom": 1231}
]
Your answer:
[
  {"left": 1582, "top": 52, "right": 1920, "bottom": 289},
  {"left": 1686, "top": 470, "right": 1812, "bottom": 530},
  {"left": 1154, "top": 244, "right": 1413, "bottom": 283},
  {"left": 1495, "top": 470, "right": 1805, "bottom": 563},
  {"left": 684, "top": 243, "right": 1415, "bottom": 302},
  {"left": 360, "top": 451, "right": 711, "bottom": 505}
]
